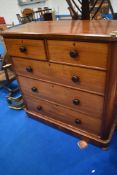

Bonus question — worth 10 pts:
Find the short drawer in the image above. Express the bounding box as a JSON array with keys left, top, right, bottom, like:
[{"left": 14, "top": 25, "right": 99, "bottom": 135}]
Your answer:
[
  {"left": 5, "top": 39, "right": 46, "bottom": 60},
  {"left": 13, "top": 57, "right": 106, "bottom": 94},
  {"left": 25, "top": 96, "right": 101, "bottom": 135},
  {"left": 18, "top": 76, "right": 104, "bottom": 118},
  {"left": 47, "top": 40, "right": 108, "bottom": 69}
]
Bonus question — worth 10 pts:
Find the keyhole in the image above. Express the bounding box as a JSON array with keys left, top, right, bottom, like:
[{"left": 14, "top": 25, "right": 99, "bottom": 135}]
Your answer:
[{"left": 73, "top": 42, "right": 76, "bottom": 46}]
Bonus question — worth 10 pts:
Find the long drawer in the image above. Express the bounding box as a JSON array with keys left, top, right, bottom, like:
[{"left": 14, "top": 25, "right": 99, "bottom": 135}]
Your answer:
[
  {"left": 13, "top": 57, "right": 106, "bottom": 94},
  {"left": 47, "top": 40, "right": 108, "bottom": 69},
  {"left": 5, "top": 39, "right": 46, "bottom": 60},
  {"left": 18, "top": 76, "right": 104, "bottom": 118},
  {"left": 25, "top": 95, "right": 101, "bottom": 135}
]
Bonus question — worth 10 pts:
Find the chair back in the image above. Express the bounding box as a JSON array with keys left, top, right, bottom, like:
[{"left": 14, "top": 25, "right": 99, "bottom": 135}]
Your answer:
[
  {"left": 43, "top": 8, "right": 53, "bottom": 21},
  {"left": 22, "top": 8, "right": 34, "bottom": 17},
  {"left": 66, "top": 0, "right": 114, "bottom": 20}
]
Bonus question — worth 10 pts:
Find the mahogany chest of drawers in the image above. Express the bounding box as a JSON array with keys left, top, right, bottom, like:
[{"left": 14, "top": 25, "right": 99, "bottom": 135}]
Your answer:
[{"left": 2, "top": 20, "right": 117, "bottom": 148}]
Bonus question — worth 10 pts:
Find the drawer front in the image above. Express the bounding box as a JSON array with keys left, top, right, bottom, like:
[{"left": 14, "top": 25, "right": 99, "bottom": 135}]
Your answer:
[
  {"left": 5, "top": 39, "right": 46, "bottom": 60},
  {"left": 48, "top": 40, "right": 108, "bottom": 68},
  {"left": 25, "top": 96, "right": 101, "bottom": 135},
  {"left": 18, "top": 76, "right": 103, "bottom": 118},
  {"left": 13, "top": 57, "right": 106, "bottom": 94}
]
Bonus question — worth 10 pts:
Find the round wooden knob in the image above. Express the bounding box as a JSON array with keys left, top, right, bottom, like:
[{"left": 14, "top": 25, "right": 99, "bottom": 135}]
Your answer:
[
  {"left": 19, "top": 46, "right": 27, "bottom": 53},
  {"left": 37, "top": 106, "right": 42, "bottom": 111},
  {"left": 69, "top": 49, "right": 78, "bottom": 58},
  {"left": 73, "top": 99, "right": 80, "bottom": 105},
  {"left": 75, "top": 119, "right": 81, "bottom": 124},
  {"left": 31, "top": 87, "right": 38, "bottom": 92},
  {"left": 72, "top": 75, "right": 80, "bottom": 83},
  {"left": 26, "top": 66, "right": 33, "bottom": 72}
]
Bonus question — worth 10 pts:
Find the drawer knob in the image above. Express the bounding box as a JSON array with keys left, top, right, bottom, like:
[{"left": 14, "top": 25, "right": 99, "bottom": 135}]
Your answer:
[
  {"left": 73, "top": 99, "right": 80, "bottom": 105},
  {"left": 37, "top": 106, "right": 42, "bottom": 111},
  {"left": 75, "top": 119, "right": 81, "bottom": 124},
  {"left": 26, "top": 66, "right": 33, "bottom": 73},
  {"left": 19, "top": 46, "right": 27, "bottom": 53},
  {"left": 69, "top": 49, "right": 78, "bottom": 58},
  {"left": 72, "top": 75, "right": 80, "bottom": 83},
  {"left": 31, "top": 87, "right": 38, "bottom": 92}
]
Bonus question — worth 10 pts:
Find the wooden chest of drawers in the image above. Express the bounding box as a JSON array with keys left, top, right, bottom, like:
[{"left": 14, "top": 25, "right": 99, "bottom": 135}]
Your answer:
[{"left": 2, "top": 20, "right": 117, "bottom": 148}]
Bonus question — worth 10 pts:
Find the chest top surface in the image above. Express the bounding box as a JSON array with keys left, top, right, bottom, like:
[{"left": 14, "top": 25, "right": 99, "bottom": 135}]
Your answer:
[{"left": 1, "top": 20, "right": 117, "bottom": 41}]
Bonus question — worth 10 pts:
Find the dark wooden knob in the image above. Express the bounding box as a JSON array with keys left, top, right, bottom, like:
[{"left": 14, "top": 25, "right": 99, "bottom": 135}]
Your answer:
[
  {"left": 73, "top": 99, "right": 80, "bottom": 105},
  {"left": 26, "top": 66, "right": 33, "bottom": 72},
  {"left": 75, "top": 119, "right": 81, "bottom": 124},
  {"left": 31, "top": 87, "right": 38, "bottom": 92},
  {"left": 69, "top": 49, "right": 78, "bottom": 58},
  {"left": 72, "top": 75, "right": 80, "bottom": 83},
  {"left": 19, "top": 46, "right": 27, "bottom": 53},
  {"left": 37, "top": 106, "right": 42, "bottom": 111}
]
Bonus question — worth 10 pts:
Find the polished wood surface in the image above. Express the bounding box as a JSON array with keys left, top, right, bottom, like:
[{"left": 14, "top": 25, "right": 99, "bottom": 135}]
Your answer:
[
  {"left": 12, "top": 57, "right": 106, "bottom": 94},
  {"left": 5, "top": 39, "right": 46, "bottom": 60},
  {"left": 25, "top": 96, "right": 101, "bottom": 135},
  {"left": 2, "top": 21, "right": 117, "bottom": 41},
  {"left": 2, "top": 21, "right": 117, "bottom": 148},
  {"left": 18, "top": 76, "right": 103, "bottom": 118},
  {"left": 48, "top": 40, "right": 108, "bottom": 68},
  {"left": 102, "top": 43, "right": 117, "bottom": 139}
]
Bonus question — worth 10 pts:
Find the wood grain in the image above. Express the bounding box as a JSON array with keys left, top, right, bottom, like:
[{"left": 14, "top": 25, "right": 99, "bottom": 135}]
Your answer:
[
  {"left": 2, "top": 21, "right": 117, "bottom": 42},
  {"left": 101, "top": 43, "right": 117, "bottom": 139},
  {"left": 18, "top": 76, "right": 104, "bottom": 118},
  {"left": 25, "top": 95, "right": 101, "bottom": 135},
  {"left": 48, "top": 40, "right": 109, "bottom": 68},
  {"left": 12, "top": 57, "right": 106, "bottom": 94},
  {"left": 5, "top": 39, "right": 46, "bottom": 60}
]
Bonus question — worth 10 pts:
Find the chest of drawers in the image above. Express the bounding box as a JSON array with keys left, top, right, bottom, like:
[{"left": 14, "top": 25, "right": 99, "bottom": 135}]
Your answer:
[{"left": 2, "top": 20, "right": 117, "bottom": 148}]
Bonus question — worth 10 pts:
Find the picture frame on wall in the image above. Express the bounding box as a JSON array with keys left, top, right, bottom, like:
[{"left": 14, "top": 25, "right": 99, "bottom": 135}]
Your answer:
[{"left": 18, "top": 0, "right": 45, "bottom": 6}]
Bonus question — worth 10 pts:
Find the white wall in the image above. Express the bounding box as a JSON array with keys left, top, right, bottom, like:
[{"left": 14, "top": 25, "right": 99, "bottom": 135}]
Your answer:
[
  {"left": 0, "top": 0, "right": 116, "bottom": 25},
  {"left": 0, "top": 0, "right": 47, "bottom": 24},
  {"left": 111, "top": 0, "right": 117, "bottom": 12},
  {"left": 0, "top": 0, "right": 69, "bottom": 24},
  {"left": 46, "top": 0, "right": 69, "bottom": 16},
  {"left": 0, "top": 0, "right": 20, "bottom": 24}
]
